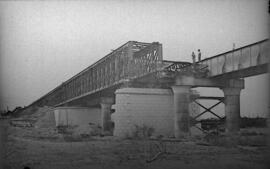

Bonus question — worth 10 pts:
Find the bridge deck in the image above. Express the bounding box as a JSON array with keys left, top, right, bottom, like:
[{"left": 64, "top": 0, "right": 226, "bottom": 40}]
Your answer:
[{"left": 199, "top": 39, "right": 268, "bottom": 78}]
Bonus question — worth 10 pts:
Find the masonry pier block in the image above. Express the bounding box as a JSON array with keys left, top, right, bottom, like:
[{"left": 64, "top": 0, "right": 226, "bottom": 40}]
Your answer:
[
  {"left": 171, "top": 86, "right": 191, "bottom": 138},
  {"left": 100, "top": 97, "right": 114, "bottom": 133},
  {"left": 112, "top": 88, "right": 174, "bottom": 138},
  {"left": 222, "top": 87, "right": 242, "bottom": 134},
  {"left": 54, "top": 107, "right": 101, "bottom": 127}
]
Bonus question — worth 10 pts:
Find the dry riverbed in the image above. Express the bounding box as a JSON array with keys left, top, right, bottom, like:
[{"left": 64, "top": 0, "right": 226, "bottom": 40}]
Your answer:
[{"left": 2, "top": 120, "right": 268, "bottom": 169}]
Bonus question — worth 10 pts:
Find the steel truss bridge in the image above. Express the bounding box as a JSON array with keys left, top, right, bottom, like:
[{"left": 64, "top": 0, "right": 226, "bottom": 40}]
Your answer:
[{"left": 28, "top": 39, "right": 268, "bottom": 109}]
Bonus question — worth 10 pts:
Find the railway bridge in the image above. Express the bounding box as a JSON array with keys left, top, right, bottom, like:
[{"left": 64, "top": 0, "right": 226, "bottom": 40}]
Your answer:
[{"left": 27, "top": 39, "right": 268, "bottom": 138}]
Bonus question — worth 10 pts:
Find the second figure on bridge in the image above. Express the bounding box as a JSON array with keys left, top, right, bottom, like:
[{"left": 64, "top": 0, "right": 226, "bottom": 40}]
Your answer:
[
  {"left": 198, "top": 49, "right": 201, "bottom": 61},
  {"left": 192, "top": 51, "right": 196, "bottom": 64}
]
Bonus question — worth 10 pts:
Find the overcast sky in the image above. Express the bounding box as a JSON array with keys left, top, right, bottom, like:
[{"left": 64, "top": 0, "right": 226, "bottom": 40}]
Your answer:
[{"left": 0, "top": 0, "right": 268, "bottom": 117}]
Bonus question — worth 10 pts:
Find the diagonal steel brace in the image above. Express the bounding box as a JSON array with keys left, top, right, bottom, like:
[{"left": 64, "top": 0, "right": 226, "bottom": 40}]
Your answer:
[{"left": 194, "top": 100, "right": 223, "bottom": 120}]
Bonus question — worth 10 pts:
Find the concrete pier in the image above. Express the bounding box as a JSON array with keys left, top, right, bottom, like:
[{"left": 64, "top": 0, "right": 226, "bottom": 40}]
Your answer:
[
  {"left": 171, "top": 86, "right": 191, "bottom": 138},
  {"left": 54, "top": 107, "right": 101, "bottom": 127},
  {"left": 112, "top": 88, "right": 174, "bottom": 138},
  {"left": 100, "top": 97, "right": 114, "bottom": 133},
  {"left": 222, "top": 87, "right": 242, "bottom": 134}
]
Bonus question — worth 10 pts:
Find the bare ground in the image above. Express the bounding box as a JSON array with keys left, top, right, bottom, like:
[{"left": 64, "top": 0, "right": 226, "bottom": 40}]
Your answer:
[{"left": 3, "top": 122, "right": 268, "bottom": 169}]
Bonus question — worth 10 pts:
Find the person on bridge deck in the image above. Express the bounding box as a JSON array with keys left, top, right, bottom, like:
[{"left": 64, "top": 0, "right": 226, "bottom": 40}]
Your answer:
[
  {"left": 198, "top": 49, "right": 201, "bottom": 61},
  {"left": 192, "top": 51, "right": 196, "bottom": 64}
]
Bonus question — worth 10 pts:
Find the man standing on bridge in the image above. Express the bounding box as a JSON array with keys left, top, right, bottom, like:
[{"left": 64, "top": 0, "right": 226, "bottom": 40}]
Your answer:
[
  {"left": 198, "top": 49, "right": 201, "bottom": 61},
  {"left": 192, "top": 51, "right": 196, "bottom": 64}
]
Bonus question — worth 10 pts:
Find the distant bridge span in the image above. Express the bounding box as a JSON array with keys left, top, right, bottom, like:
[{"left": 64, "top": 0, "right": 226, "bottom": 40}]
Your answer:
[{"left": 26, "top": 39, "right": 268, "bottom": 137}]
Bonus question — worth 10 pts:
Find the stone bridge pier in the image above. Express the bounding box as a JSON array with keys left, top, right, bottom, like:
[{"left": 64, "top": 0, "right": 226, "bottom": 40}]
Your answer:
[
  {"left": 172, "top": 75, "right": 244, "bottom": 138},
  {"left": 221, "top": 87, "right": 242, "bottom": 133},
  {"left": 100, "top": 97, "right": 115, "bottom": 134},
  {"left": 171, "top": 86, "right": 191, "bottom": 138},
  {"left": 53, "top": 95, "right": 115, "bottom": 135}
]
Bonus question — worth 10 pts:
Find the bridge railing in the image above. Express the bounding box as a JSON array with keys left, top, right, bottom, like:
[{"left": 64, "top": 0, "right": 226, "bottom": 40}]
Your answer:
[{"left": 199, "top": 39, "right": 268, "bottom": 77}]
